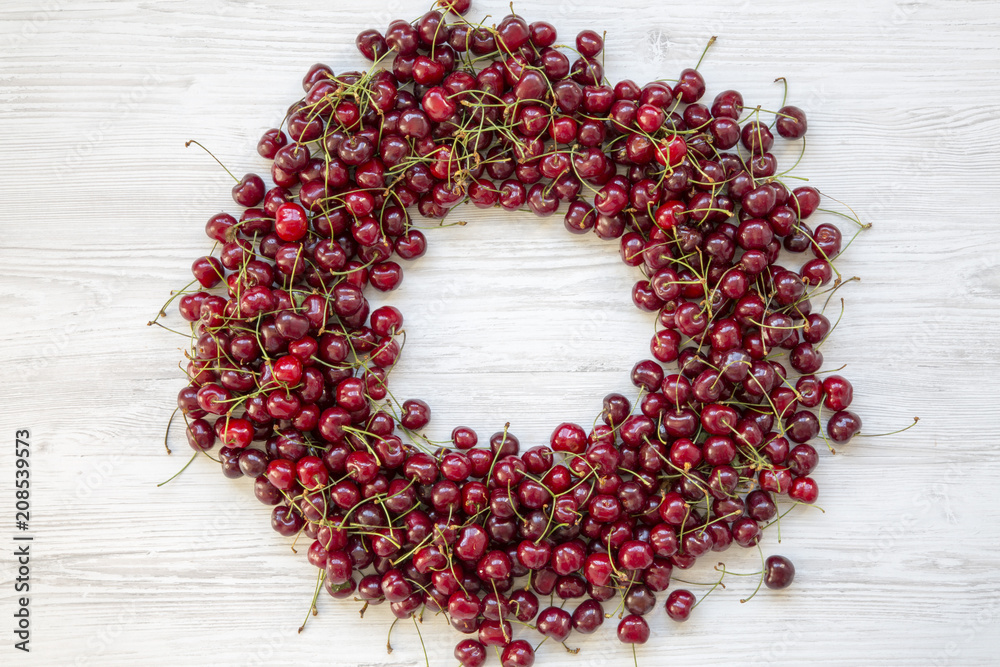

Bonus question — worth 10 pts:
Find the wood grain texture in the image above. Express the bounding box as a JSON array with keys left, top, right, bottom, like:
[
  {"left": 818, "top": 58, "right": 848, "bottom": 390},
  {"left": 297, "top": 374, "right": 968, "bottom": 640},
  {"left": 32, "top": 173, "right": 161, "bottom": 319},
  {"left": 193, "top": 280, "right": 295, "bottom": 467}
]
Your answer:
[{"left": 1, "top": 0, "right": 999, "bottom": 665}]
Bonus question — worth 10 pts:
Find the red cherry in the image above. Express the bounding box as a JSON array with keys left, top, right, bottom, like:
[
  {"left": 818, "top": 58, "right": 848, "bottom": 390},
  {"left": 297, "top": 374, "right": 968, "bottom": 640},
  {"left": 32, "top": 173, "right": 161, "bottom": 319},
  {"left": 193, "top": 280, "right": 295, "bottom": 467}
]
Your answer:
[
  {"left": 789, "top": 476, "right": 819, "bottom": 503},
  {"left": 665, "top": 589, "right": 696, "bottom": 621},
  {"left": 617, "top": 614, "right": 650, "bottom": 644},
  {"left": 421, "top": 86, "right": 457, "bottom": 122},
  {"left": 550, "top": 422, "right": 587, "bottom": 454},
  {"left": 265, "top": 459, "right": 295, "bottom": 490},
  {"left": 271, "top": 355, "right": 303, "bottom": 386},
  {"left": 654, "top": 135, "right": 687, "bottom": 167},
  {"left": 274, "top": 202, "right": 309, "bottom": 242},
  {"left": 296, "top": 455, "right": 329, "bottom": 489},
  {"left": 500, "top": 640, "right": 535, "bottom": 667},
  {"left": 217, "top": 417, "right": 253, "bottom": 449}
]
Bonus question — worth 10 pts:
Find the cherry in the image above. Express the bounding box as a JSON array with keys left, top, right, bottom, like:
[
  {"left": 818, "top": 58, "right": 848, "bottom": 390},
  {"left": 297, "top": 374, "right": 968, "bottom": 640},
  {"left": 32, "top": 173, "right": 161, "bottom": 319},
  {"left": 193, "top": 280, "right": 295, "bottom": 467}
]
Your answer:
[
  {"left": 759, "top": 466, "right": 793, "bottom": 496},
  {"left": 551, "top": 540, "right": 586, "bottom": 575},
  {"left": 711, "top": 90, "right": 743, "bottom": 119},
  {"left": 448, "top": 590, "right": 481, "bottom": 621},
  {"left": 536, "top": 606, "right": 572, "bottom": 641},
  {"left": 400, "top": 399, "right": 431, "bottom": 429},
  {"left": 477, "top": 550, "right": 513, "bottom": 581},
  {"left": 553, "top": 601, "right": 593, "bottom": 639},
  {"left": 296, "top": 455, "right": 328, "bottom": 489},
  {"left": 618, "top": 584, "right": 653, "bottom": 616},
  {"left": 571, "top": 56, "right": 604, "bottom": 86},
  {"left": 665, "top": 588, "right": 696, "bottom": 621},
  {"left": 551, "top": 422, "right": 587, "bottom": 454},
  {"left": 501, "top": 640, "right": 535, "bottom": 667},
  {"left": 478, "top": 619, "right": 513, "bottom": 647},
  {"left": 576, "top": 29, "right": 603, "bottom": 57},
  {"left": 786, "top": 444, "right": 819, "bottom": 477},
  {"left": 827, "top": 409, "right": 862, "bottom": 443},
  {"left": 254, "top": 477, "right": 282, "bottom": 506},
  {"left": 232, "top": 173, "right": 265, "bottom": 207},
  {"left": 764, "top": 555, "right": 796, "bottom": 589},
  {"left": 618, "top": 539, "right": 653, "bottom": 572},
  {"left": 271, "top": 505, "right": 304, "bottom": 536},
  {"left": 792, "top": 186, "right": 821, "bottom": 218},
  {"left": 236, "top": 448, "right": 267, "bottom": 477},
  {"left": 381, "top": 569, "right": 413, "bottom": 603},
  {"left": 776, "top": 105, "right": 808, "bottom": 139},
  {"left": 789, "top": 476, "right": 819, "bottom": 504},
  {"left": 187, "top": 419, "right": 219, "bottom": 452},
  {"left": 732, "top": 516, "right": 762, "bottom": 547},
  {"left": 746, "top": 489, "right": 778, "bottom": 522},
  {"left": 741, "top": 121, "right": 774, "bottom": 154},
  {"left": 257, "top": 128, "right": 287, "bottom": 158},
  {"left": 822, "top": 375, "right": 854, "bottom": 411},
  {"left": 617, "top": 615, "right": 650, "bottom": 644},
  {"left": 455, "top": 639, "right": 487, "bottom": 667},
  {"left": 675, "top": 68, "right": 706, "bottom": 103},
  {"left": 785, "top": 410, "right": 820, "bottom": 443},
  {"left": 356, "top": 29, "right": 388, "bottom": 61},
  {"left": 274, "top": 202, "right": 309, "bottom": 242}
]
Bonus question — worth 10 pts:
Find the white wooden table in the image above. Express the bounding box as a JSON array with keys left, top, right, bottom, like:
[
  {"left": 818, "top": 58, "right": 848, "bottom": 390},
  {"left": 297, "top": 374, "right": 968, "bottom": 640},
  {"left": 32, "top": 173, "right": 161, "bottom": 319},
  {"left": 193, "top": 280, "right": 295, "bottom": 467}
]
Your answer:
[{"left": 1, "top": 0, "right": 998, "bottom": 664}]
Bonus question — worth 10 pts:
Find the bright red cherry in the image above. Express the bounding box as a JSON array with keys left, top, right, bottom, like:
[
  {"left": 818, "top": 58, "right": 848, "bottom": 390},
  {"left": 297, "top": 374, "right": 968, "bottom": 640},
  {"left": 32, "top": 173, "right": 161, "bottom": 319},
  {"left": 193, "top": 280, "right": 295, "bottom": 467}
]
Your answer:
[
  {"left": 617, "top": 615, "right": 650, "bottom": 644},
  {"left": 274, "top": 202, "right": 309, "bottom": 242}
]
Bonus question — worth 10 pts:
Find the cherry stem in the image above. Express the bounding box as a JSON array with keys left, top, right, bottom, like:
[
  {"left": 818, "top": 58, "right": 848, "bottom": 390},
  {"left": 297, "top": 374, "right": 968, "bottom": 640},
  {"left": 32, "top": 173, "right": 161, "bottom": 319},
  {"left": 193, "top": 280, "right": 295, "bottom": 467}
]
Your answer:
[
  {"left": 816, "top": 298, "right": 846, "bottom": 351},
  {"left": 688, "top": 566, "right": 728, "bottom": 610},
  {"left": 386, "top": 617, "right": 399, "bottom": 654},
  {"left": 816, "top": 190, "right": 872, "bottom": 230},
  {"left": 150, "top": 278, "right": 198, "bottom": 325},
  {"left": 156, "top": 451, "right": 197, "bottom": 487},
  {"left": 774, "top": 77, "right": 789, "bottom": 115},
  {"left": 185, "top": 140, "right": 239, "bottom": 183},
  {"left": 821, "top": 276, "right": 861, "bottom": 313},
  {"left": 148, "top": 319, "right": 194, "bottom": 338},
  {"left": 696, "top": 36, "right": 717, "bottom": 70},
  {"left": 298, "top": 568, "right": 324, "bottom": 633},
  {"left": 775, "top": 135, "right": 807, "bottom": 178},
  {"left": 412, "top": 616, "right": 430, "bottom": 667},
  {"left": 163, "top": 407, "right": 179, "bottom": 454},
  {"left": 858, "top": 416, "right": 919, "bottom": 438},
  {"left": 739, "top": 546, "right": 767, "bottom": 604}
]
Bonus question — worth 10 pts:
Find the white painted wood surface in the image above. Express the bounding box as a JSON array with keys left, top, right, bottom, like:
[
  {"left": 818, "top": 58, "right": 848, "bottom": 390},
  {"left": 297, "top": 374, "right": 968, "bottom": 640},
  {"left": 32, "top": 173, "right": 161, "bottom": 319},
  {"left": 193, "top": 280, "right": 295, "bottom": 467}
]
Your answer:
[{"left": 1, "top": 0, "right": 999, "bottom": 665}]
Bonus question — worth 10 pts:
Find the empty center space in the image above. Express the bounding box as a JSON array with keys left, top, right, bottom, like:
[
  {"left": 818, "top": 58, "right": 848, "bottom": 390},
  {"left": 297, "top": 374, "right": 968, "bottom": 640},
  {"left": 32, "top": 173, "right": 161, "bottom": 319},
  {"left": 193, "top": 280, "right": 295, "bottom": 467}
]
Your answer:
[{"left": 377, "top": 208, "right": 654, "bottom": 445}]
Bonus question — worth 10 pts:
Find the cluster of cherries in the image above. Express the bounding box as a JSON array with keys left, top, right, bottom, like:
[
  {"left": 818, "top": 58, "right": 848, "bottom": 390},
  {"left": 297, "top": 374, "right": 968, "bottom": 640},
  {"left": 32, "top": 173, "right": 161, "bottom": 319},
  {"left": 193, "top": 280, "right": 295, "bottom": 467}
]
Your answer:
[{"left": 168, "top": 0, "right": 863, "bottom": 664}]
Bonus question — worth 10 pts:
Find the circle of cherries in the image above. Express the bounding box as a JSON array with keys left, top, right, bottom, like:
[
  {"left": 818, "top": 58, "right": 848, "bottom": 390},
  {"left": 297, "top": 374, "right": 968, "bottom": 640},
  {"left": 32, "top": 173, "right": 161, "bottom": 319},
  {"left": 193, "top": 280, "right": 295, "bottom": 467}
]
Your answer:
[{"left": 168, "top": 0, "right": 862, "bottom": 664}]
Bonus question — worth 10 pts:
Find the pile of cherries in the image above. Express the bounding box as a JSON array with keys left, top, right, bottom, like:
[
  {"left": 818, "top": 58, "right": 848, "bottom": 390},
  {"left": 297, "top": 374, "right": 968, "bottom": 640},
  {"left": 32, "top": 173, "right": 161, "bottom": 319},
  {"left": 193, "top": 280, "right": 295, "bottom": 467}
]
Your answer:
[{"left": 169, "top": 0, "right": 863, "bottom": 664}]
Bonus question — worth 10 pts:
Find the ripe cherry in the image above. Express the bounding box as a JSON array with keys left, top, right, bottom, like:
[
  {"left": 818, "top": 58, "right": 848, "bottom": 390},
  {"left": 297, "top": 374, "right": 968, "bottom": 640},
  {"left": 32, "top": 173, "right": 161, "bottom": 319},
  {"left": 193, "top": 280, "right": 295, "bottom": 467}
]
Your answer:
[
  {"left": 665, "top": 588, "right": 696, "bottom": 621},
  {"left": 776, "top": 105, "right": 808, "bottom": 139},
  {"left": 764, "top": 555, "right": 796, "bottom": 589},
  {"left": 617, "top": 615, "right": 650, "bottom": 644},
  {"left": 454, "top": 639, "right": 487, "bottom": 667},
  {"left": 274, "top": 202, "right": 309, "bottom": 242}
]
